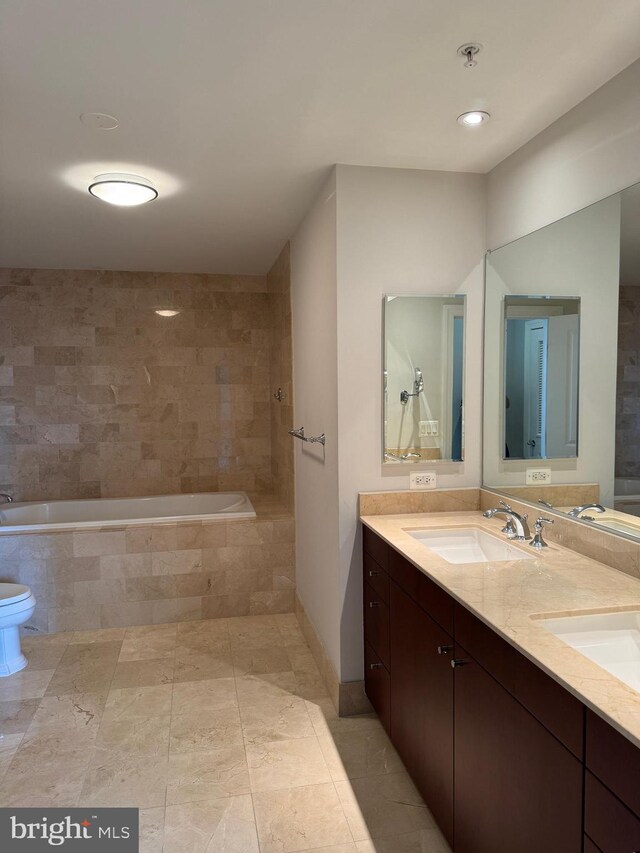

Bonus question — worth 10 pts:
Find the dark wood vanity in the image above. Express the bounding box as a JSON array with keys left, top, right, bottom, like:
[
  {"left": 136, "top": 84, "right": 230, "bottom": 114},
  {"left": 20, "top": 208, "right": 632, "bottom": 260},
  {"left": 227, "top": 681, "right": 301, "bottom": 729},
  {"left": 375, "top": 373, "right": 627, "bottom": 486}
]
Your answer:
[{"left": 362, "top": 525, "right": 640, "bottom": 853}]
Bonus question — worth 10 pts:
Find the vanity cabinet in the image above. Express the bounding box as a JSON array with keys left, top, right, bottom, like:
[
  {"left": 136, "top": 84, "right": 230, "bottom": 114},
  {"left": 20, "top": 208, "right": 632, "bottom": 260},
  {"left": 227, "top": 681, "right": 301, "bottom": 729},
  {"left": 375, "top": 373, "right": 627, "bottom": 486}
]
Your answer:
[
  {"left": 389, "top": 579, "right": 454, "bottom": 845},
  {"left": 362, "top": 525, "right": 640, "bottom": 853}
]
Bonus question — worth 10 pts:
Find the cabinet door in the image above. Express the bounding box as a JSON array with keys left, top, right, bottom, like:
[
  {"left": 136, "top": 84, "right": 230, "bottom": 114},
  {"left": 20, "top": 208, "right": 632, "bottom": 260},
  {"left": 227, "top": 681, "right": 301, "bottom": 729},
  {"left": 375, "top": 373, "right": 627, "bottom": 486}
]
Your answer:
[
  {"left": 585, "top": 771, "right": 640, "bottom": 852},
  {"left": 364, "top": 641, "right": 390, "bottom": 732},
  {"left": 454, "top": 644, "right": 582, "bottom": 853},
  {"left": 389, "top": 580, "right": 454, "bottom": 845}
]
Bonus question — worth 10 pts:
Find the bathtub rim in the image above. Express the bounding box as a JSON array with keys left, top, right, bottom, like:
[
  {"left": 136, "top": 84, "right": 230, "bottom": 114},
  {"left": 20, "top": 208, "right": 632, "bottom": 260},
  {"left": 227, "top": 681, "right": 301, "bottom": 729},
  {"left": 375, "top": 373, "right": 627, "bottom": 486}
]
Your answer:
[{"left": 0, "top": 491, "right": 257, "bottom": 534}]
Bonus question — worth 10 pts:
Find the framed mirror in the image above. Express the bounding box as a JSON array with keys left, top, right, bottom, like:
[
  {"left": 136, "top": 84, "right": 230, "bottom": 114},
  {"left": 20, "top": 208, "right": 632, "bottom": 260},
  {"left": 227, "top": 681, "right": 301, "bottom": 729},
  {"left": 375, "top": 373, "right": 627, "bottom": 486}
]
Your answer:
[
  {"left": 383, "top": 294, "right": 465, "bottom": 464},
  {"left": 483, "top": 181, "right": 640, "bottom": 543}
]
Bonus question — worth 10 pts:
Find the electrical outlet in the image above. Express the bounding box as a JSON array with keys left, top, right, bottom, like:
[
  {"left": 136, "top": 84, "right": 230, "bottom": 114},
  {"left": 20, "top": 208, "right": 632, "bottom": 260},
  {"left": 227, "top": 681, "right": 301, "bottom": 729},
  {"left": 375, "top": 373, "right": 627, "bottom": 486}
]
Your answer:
[
  {"left": 410, "top": 471, "right": 437, "bottom": 490},
  {"left": 526, "top": 468, "right": 552, "bottom": 485},
  {"left": 419, "top": 420, "right": 439, "bottom": 437}
]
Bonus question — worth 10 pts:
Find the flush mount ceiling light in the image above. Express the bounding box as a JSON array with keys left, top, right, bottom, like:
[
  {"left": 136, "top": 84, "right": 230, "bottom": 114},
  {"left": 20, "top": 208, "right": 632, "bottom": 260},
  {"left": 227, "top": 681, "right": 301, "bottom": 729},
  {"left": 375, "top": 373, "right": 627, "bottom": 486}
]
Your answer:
[
  {"left": 88, "top": 173, "right": 158, "bottom": 206},
  {"left": 155, "top": 309, "right": 180, "bottom": 317},
  {"left": 457, "top": 110, "right": 491, "bottom": 127}
]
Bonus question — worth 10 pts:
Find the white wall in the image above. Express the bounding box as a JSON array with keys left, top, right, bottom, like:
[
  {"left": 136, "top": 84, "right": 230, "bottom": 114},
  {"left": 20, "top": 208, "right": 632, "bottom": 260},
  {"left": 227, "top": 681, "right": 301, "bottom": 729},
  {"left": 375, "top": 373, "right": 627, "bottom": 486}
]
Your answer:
[
  {"left": 336, "top": 165, "right": 486, "bottom": 681},
  {"left": 488, "top": 59, "right": 640, "bottom": 250},
  {"left": 483, "top": 195, "right": 622, "bottom": 506},
  {"left": 290, "top": 169, "right": 341, "bottom": 674}
]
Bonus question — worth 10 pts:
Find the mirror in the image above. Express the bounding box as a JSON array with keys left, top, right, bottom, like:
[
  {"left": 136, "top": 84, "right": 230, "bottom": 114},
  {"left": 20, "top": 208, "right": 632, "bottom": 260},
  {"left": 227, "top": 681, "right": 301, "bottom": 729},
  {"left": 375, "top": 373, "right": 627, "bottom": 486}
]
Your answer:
[
  {"left": 503, "top": 296, "right": 580, "bottom": 460},
  {"left": 383, "top": 295, "right": 465, "bottom": 464},
  {"left": 483, "top": 181, "right": 640, "bottom": 542}
]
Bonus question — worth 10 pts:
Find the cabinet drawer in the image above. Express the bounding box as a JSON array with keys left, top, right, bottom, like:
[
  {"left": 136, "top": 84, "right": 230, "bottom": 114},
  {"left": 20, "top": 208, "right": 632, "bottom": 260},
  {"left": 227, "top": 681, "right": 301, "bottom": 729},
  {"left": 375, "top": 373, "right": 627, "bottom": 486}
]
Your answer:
[
  {"left": 363, "top": 552, "right": 389, "bottom": 604},
  {"left": 388, "top": 547, "right": 454, "bottom": 634},
  {"left": 455, "top": 604, "right": 583, "bottom": 757},
  {"left": 364, "top": 641, "right": 390, "bottom": 732},
  {"left": 363, "top": 526, "right": 388, "bottom": 570},
  {"left": 585, "top": 772, "right": 640, "bottom": 852},
  {"left": 364, "top": 581, "right": 390, "bottom": 669},
  {"left": 586, "top": 710, "right": 640, "bottom": 817},
  {"left": 584, "top": 837, "right": 601, "bottom": 853}
]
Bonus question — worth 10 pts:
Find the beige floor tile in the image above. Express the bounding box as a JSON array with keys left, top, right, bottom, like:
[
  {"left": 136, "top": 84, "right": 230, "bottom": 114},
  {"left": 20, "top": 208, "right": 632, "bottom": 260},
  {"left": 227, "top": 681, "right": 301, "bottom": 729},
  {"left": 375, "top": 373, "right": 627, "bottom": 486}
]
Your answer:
[
  {"left": 0, "top": 669, "right": 55, "bottom": 701},
  {"left": 246, "top": 736, "right": 332, "bottom": 793},
  {"left": 293, "top": 672, "right": 330, "bottom": 701},
  {"left": 111, "top": 658, "right": 174, "bottom": 689},
  {"left": 172, "top": 677, "right": 237, "bottom": 714},
  {"left": 27, "top": 691, "right": 108, "bottom": 733},
  {"left": 0, "top": 733, "right": 24, "bottom": 778},
  {"left": 139, "top": 807, "right": 165, "bottom": 853},
  {"left": 0, "top": 698, "right": 40, "bottom": 734},
  {"left": 70, "top": 628, "right": 127, "bottom": 644},
  {"left": 236, "top": 672, "right": 299, "bottom": 703},
  {"left": 22, "top": 643, "right": 67, "bottom": 671},
  {"left": 56, "top": 640, "right": 122, "bottom": 667},
  {"left": 305, "top": 847, "right": 357, "bottom": 853},
  {"left": 119, "top": 633, "right": 176, "bottom": 661},
  {"left": 44, "top": 661, "right": 117, "bottom": 696},
  {"left": 103, "top": 685, "right": 173, "bottom": 721},
  {"left": 176, "top": 618, "right": 229, "bottom": 640},
  {"left": 167, "top": 745, "right": 250, "bottom": 804},
  {"left": 173, "top": 650, "right": 235, "bottom": 683},
  {"left": 232, "top": 647, "right": 292, "bottom": 676},
  {"left": 317, "top": 728, "right": 405, "bottom": 781},
  {"left": 164, "top": 794, "right": 259, "bottom": 853},
  {"left": 0, "top": 762, "right": 88, "bottom": 807},
  {"left": 253, "top": 782, "right": 353, "bottom": 853},
  {"left": 15, "top": 725, "right": 98, "bottom": 767},
  {"left": 239, "top": 692, "right": 315, "bottom": 745},
  {"left": 80, "top": 747, "right": 169, "bottom": 808},
  {"left": 335, "top": 772, "right": 434, "bottom": 842},
  {"left": 124, "top": 623, "right": 178, "bottom": 640},
  {"left": 174, "top": 634, "right": 231, "bottom": 655},
  {"left": 96, "top": 714, "right": 171, "bottom": 755},
  {"left": 228, "top": 616, "right": 284, "bottom": 650},
  {"left": 355, "top": 828, "right": 452, "bottom": 853},
  {"left": 170, "top": 706, "right": 243, "bottom": 753}
]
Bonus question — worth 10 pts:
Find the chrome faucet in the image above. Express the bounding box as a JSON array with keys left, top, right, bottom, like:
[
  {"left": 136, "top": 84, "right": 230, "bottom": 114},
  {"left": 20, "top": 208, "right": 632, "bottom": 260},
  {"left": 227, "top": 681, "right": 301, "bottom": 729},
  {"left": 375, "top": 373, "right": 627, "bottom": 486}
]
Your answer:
[
  {"left": 567, "top": 503, "right": 605, "bottom": 518},
  {"left": 483, "top": 506, "right": 531, "bottom": 540},
  {"left": 0, "top": 492, "right": 13, "bottom": 503}
]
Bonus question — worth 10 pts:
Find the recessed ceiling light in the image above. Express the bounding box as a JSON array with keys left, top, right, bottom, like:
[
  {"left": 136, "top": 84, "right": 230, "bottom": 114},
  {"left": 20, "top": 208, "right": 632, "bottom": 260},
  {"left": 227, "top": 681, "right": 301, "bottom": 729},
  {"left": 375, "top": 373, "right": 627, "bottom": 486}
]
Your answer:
[
  {"left": 457, "top": 111, "right": 491, "bottom": 127},
  {"left": 155, "top": 309, "right": 180, "bottom": 317},
  {"left": 88, "top": 173, "right": 158, "bottom": 206}
]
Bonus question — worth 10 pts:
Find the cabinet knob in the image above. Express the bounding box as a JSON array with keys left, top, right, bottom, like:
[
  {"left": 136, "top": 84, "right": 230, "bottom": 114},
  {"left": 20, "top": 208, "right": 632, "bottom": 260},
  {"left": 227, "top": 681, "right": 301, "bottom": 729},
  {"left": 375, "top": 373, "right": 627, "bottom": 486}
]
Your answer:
[
  {"left": 369, "top": 662, "right": 383, "bottom": 670},
  {"left": 437, "top": 644, "right": 454, "bottom": 655},
  {"left": 368, "top": 569, "right": 381, "bottom": 577},
  {"left": 369, "top": 601, "right": 382, "bottom": 608},
  {"left": 451, "top": 658, "right": 469, "bottom": 668}
]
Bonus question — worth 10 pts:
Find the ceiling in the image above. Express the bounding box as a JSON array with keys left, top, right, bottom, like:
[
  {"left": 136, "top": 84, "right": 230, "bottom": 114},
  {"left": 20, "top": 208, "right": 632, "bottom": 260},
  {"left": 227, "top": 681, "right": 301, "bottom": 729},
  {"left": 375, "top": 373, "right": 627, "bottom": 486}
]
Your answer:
[{"left": 1, "top": 1, "right": 639, "bottom": 275}]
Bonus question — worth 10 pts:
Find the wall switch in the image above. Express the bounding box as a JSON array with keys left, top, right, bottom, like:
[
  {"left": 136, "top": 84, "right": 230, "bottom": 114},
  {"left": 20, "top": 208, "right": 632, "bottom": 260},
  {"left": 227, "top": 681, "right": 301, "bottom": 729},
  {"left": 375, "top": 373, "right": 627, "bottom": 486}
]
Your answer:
[
  {"left": 419, "top": 420, "right": 439, "bottom": 437},
  {"left": 410, "top": 471, "right": 437, "bottom": 490},
  {"left": 526, "top": 468, "right": 552, "bottom": 485}
]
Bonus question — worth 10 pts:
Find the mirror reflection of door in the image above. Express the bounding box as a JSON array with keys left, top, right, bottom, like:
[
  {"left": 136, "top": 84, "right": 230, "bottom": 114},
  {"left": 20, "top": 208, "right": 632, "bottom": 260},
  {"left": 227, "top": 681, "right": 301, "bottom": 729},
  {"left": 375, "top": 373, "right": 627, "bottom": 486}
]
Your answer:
[{"left": 503, "top": 297, "right": 580, "bottom": 460}]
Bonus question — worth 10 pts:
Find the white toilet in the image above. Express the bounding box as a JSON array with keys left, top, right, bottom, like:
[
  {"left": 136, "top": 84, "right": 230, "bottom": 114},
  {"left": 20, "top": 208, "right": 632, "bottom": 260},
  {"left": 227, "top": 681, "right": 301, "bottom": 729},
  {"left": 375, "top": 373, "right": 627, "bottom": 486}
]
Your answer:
[{"left": 0, "top": 584, "right": 36, "bottom": 676}]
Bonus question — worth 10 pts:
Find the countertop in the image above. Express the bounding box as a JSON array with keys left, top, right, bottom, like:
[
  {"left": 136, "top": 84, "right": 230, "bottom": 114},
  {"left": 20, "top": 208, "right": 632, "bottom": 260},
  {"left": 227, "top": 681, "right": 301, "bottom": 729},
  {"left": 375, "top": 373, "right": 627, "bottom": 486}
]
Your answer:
[{"left": 361, "top": 510, "right": 640, "bottom": 749}]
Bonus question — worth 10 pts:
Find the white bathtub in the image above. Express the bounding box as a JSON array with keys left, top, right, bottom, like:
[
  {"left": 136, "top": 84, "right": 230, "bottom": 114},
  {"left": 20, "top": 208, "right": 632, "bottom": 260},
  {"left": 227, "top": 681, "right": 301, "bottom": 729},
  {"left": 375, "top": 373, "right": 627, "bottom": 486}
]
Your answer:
[{"left": 0, "top": 491, "right": 256, "bottom": 533}]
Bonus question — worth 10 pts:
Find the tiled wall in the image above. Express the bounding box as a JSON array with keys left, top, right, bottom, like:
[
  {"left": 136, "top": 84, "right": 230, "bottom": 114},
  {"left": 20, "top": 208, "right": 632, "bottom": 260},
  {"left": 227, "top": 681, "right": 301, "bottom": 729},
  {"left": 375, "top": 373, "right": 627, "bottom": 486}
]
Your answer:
[
  {"left": 3, "top": 507, "right": 295, "bottom": 633},
  {"left": 267, "top": 244, "right": 294, "bottom": 510},
  {"left": 616, "top": 284, "right": 640, "bottom": 478},
  {"left": 0, "top": 267, "right": 292, "bottom": 501}
]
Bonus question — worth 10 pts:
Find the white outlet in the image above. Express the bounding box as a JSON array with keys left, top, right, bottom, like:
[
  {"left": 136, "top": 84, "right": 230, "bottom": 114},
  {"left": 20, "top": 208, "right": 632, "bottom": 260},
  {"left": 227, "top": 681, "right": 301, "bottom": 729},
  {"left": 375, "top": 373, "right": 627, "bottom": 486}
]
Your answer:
[
  {"left": 419, "top": 420, "right": 439, "bottom": 437},
  {"left": 410, "top": 471, "right": 437, "bottom": 490},
  {"left": 526, "top": 468, "right": 552, "bottom": 485}
]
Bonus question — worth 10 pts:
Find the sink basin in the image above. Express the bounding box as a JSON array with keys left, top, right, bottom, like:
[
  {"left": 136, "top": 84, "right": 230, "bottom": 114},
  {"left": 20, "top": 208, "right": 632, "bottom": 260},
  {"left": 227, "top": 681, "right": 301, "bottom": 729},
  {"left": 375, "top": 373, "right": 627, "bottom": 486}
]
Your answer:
[
  {"left": 408, "top": 528, "right": 534, "bottom": 564},
  {"left": 595, "top": 517, "right": 640, "bottom": 537},
  {"left": 539, "top": 611, "right": 640, "bottom": 692}
]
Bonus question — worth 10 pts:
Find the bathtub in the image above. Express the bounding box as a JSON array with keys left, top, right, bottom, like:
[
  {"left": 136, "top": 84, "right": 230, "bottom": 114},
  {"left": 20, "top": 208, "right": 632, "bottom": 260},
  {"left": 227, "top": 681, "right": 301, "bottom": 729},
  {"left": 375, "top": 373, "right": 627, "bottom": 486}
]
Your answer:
[{"left": 0, "top": 491, "right": 256, "bottom": 533}]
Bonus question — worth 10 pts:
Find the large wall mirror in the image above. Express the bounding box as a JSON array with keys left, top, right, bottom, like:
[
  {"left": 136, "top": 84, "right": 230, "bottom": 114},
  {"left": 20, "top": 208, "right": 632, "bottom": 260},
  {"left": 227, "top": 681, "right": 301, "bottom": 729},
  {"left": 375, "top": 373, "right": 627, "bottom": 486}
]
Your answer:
[
  {"left": 384, "top": 295, "right": 465, "bottom": 464},
  {"left": 483, "top": 181, "right": 640, "bottom": 541}
]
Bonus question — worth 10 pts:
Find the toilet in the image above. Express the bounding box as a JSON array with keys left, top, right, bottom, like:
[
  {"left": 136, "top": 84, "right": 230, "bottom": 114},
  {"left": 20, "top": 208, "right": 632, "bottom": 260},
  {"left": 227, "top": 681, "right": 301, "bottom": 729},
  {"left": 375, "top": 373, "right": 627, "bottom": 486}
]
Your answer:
[{"left": 0, "top": 584, "right": 36, "bottom": 676}]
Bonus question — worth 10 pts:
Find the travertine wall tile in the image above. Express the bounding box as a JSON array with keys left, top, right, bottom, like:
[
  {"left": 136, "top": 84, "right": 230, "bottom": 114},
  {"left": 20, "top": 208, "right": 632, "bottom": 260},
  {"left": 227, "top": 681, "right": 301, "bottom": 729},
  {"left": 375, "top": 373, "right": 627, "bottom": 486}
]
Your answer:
[{"left": 0, "top": 268, "right": 277, "bottom": 501}]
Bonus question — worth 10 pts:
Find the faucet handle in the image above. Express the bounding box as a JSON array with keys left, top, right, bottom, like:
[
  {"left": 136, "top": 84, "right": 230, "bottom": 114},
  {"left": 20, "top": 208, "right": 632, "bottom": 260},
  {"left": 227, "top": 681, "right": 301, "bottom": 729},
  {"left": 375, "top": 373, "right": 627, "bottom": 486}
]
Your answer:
[
  {"left": 536, "top": 516, "right": 554, "bottom": 527},
  {"left": 530, "top": 516, "right": 553, "bottom": 549},
  {"left": 499, "top": 499, "right": 512, "bottom": 511}
]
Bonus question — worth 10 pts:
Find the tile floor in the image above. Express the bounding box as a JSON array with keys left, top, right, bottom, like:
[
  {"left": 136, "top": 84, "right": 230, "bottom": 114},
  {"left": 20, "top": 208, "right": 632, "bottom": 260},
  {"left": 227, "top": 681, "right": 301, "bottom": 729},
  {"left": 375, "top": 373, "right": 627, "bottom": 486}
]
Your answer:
[{"left": 0, "top": 614, "right": 451, "bottom": 852}]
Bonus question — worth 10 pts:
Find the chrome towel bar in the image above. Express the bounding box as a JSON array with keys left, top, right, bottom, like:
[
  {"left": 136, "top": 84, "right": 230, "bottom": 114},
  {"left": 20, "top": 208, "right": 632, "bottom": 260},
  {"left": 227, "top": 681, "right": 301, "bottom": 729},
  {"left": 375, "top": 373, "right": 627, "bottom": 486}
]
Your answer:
[{"left": 288, "top": 426, "right": 325, "bottom": 446}]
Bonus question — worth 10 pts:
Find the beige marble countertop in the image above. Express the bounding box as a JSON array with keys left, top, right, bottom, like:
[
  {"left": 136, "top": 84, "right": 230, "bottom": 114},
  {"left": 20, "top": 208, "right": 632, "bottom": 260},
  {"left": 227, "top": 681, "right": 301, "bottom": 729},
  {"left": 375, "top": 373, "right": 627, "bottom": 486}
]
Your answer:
[{"left": 361, "top": 510, "right": 640, "bottom": 749}]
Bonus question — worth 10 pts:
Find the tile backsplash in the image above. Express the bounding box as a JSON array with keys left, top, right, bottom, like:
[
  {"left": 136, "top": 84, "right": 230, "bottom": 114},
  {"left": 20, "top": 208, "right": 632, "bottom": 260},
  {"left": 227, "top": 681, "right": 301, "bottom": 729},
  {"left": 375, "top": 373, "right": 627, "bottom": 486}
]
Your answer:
[{"left": 0, "top": 266, "right": 292, "bottom": 501}]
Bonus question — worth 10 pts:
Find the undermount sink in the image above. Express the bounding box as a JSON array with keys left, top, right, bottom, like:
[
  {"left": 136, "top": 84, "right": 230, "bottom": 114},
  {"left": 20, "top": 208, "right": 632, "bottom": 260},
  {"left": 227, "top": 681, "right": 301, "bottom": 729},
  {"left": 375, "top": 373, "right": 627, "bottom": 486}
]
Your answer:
[
  {"left": 594, "top": 517, "right": 640, "bottom": 537},
  {"left": 539, "top": 611, "right": 640, "bottom": 692},
  {"left": 408, "top": 527, "right": 534, "bottom": 564}
]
